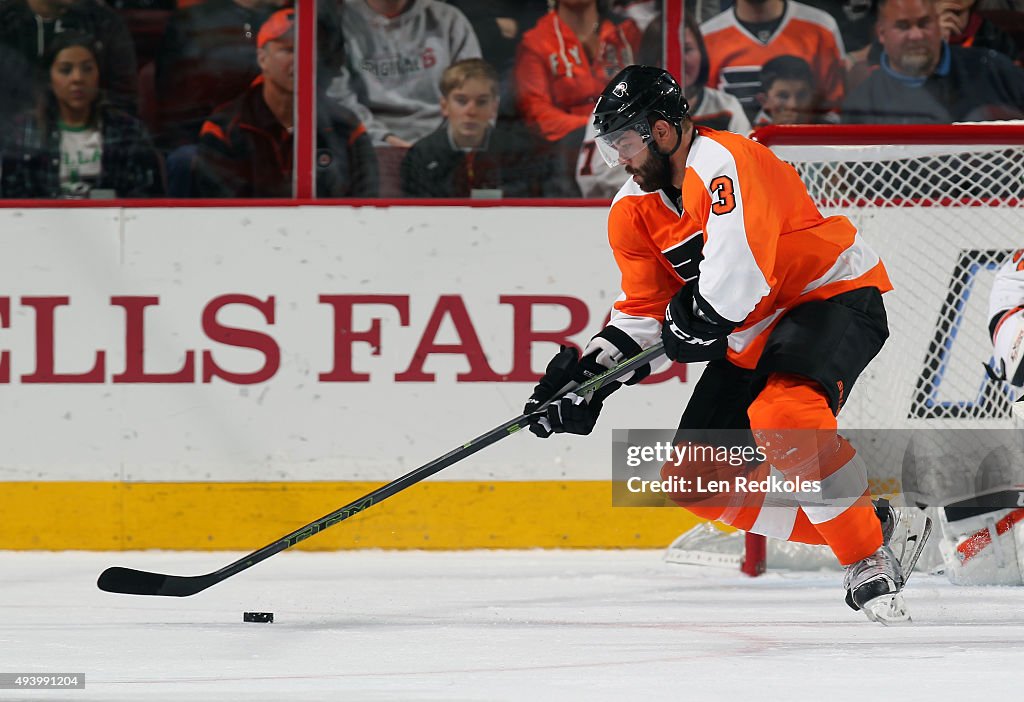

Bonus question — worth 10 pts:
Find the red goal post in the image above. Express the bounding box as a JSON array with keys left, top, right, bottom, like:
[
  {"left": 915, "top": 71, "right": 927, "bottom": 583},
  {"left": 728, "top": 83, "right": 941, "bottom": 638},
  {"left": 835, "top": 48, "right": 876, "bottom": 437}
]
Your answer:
[{"left": 682, "top": 123, "right": 1024, "bottom": 576}]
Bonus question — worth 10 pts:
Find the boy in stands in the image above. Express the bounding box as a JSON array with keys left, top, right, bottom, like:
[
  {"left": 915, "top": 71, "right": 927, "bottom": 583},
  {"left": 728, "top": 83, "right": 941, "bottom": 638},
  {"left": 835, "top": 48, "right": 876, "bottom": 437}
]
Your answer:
[
  {"left": 400, "top": 58, "right": 532, "bottom": 198},
  {"left": 753, "top": 54, "right": 825, "bottom": 126}
]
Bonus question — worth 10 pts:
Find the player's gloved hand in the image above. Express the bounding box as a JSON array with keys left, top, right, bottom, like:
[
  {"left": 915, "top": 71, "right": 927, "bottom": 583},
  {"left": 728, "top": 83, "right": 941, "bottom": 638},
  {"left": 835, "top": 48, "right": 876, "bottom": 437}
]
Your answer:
[
  {"left": 523, "top": 346, "right": 620, "bottom": 438},
  {"left": 661, "top": 284, "right": 735, "bottom": 363}
]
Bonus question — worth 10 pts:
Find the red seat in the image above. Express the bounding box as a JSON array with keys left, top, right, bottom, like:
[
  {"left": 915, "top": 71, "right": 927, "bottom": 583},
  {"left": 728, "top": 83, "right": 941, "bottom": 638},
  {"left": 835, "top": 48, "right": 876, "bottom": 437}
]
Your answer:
[
  {"left": 374, "top": 145, "right": 411, "bottom": 199},
  {"left": 116, "top": 8, "right": 172, "bottom": 68},
  {"left": 137, "top": 61, "right": 160, "bottom": 138}
]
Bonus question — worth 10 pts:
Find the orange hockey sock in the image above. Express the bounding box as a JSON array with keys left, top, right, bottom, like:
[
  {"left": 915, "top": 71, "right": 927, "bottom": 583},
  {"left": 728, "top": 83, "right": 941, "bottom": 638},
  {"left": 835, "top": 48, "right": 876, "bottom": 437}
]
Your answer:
[{"left": 747, "top": 374, "right": 882, "bottom": 565}]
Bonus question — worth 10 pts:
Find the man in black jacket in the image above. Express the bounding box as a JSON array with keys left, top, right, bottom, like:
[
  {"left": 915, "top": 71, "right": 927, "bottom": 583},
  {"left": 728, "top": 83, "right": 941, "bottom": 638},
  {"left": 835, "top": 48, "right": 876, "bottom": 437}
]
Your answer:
[
  {"left": 0, "top": 0, "right": 138, "bottom": 115},
  {"left": 400, "top": 58, "right": 534, "bottom": 198},
  {"left": 154, "top": 0, "right": 284, "bottom": 152},
  {"left": 842, "top": 0, "right": 1024, "bottom": 123},
  {"left": 154, "top": 0, "right": 345, "bottom": 195},
  {"left": 193, "top": 8, "right": 377, "bottom": 198}
]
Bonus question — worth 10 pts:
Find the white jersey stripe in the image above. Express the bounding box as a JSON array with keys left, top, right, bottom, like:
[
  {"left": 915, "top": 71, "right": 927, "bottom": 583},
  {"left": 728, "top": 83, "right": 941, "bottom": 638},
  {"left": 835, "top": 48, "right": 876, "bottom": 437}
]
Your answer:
[
  {"left": 607, "top": 292, "right": 664, "bottom": 349},
  {"left": 727, "top": 307, "right": 786, "bottom": 354},
  {"left": 799, "top": 232, "right": 881, "bottom": 296},
  {"left": 685, "top": 134, "right": 771, "bottom": 324},
  {"left": 800, "top": 453, "right": 871, "bottom": 526},
  {"left": 748, "top": 468, "right": 800, "bottom": 539}
]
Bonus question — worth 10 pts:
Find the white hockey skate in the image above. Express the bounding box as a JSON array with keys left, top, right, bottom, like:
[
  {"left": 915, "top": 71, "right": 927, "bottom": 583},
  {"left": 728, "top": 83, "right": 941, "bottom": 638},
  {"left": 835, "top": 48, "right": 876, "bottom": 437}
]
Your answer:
[
  {"left": 843, "top": 499, "right": 932, "bottom": 625},
  {"left": 877, "top": 498, "right": 933, "bottom": 583}
]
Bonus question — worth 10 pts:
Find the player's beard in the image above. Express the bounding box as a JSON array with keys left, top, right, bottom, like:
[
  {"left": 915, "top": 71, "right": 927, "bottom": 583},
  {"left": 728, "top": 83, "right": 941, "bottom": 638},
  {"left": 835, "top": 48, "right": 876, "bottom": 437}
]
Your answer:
[{"left": 626, "top": 150, "right": 674, "bottom": 193}]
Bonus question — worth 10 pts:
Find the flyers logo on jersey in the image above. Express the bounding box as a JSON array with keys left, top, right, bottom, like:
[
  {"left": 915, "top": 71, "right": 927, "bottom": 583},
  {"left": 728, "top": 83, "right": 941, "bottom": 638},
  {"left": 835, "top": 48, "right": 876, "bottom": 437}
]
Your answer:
[{"left": 612, "top": 82, "right": 628, "bottom": 98}]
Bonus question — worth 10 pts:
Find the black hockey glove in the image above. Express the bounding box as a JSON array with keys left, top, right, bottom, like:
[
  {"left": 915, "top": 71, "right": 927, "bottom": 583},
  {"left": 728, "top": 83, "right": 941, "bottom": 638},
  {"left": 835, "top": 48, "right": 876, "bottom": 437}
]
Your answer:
[
  {"left": 523, "top": 346, "right": 620, "bottom": 438},
  {"left": 661, "top": 284, "right": 735, "bottom": 363}
]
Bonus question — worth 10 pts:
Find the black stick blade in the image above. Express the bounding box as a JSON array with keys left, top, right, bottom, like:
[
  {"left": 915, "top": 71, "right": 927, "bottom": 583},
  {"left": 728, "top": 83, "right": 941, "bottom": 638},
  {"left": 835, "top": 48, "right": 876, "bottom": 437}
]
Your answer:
[
  {"left": 98, "top": 567, "right": 215, "bottom": 597},
  {"left": 98, "top": 567, "right": 169, "bottom": 595}
]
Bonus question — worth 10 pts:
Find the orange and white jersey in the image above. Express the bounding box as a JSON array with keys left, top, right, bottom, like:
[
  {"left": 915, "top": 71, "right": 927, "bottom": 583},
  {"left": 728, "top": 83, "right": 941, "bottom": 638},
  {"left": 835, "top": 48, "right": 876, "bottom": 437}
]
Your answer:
[
  {"left": 700, "top": 1, "right": 846, "bottom": 114},
  {"left": 605, "top": 126, "right": 892, "bottom": 369},
  {"left": 990, "top": 250, "right": 1024, "bottom": 329}
]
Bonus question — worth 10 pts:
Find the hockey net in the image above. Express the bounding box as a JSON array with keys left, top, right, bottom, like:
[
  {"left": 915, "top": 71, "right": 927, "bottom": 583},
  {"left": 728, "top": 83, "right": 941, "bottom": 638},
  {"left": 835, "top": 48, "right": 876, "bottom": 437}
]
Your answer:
[{"left": 668, "top": 124, "right": 1024, "bottom": 575}]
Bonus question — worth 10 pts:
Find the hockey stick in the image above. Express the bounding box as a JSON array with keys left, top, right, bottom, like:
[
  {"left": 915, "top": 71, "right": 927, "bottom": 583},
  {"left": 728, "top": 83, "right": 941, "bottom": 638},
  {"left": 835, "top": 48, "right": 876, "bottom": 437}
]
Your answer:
[{"left": 97, "top": 342, "right": 665, "bottom": 597}]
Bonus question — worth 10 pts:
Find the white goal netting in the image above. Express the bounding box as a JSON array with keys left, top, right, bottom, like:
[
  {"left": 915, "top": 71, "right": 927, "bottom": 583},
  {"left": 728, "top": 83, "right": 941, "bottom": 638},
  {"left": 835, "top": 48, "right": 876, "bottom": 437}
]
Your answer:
[{"left": 772, "top": 126, "right": 1024, "bottom": 434}]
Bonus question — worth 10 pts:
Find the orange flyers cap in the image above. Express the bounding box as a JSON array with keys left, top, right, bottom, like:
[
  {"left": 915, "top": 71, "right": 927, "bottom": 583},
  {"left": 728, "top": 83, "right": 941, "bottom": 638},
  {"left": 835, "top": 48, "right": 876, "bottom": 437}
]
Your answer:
[{"left": 257, "top": 8, "right": 294, "bottom": 48}]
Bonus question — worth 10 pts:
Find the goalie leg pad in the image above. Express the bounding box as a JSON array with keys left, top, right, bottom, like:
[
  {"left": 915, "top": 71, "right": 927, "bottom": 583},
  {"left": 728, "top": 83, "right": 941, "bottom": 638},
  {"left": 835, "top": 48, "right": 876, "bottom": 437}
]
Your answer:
[{"left": 937, "top": 493, "right": 1024, "bottom": 585}]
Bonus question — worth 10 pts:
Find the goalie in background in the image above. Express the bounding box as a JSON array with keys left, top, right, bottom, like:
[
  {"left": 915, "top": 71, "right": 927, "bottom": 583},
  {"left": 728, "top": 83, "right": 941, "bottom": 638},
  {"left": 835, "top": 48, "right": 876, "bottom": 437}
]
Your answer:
[
  {"left": 945, "top": 248, "right": 1024, "bottom": 585},
  {"left": 904, "top": 250, "right": 1024, "bottom": 586}
]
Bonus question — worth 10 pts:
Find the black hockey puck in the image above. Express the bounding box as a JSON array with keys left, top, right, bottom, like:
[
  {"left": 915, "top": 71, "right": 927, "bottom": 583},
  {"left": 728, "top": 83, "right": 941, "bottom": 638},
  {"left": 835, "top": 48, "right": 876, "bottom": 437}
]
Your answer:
[{"left": 243, "top": 611, "right": 274, "bottom": 623}]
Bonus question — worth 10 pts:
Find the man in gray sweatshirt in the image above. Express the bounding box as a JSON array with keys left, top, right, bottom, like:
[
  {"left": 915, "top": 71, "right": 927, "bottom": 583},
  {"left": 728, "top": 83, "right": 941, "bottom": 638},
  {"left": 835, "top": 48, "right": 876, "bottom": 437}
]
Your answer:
[{"left": 326, "top": 0, "right": 481, "bottom": 147}]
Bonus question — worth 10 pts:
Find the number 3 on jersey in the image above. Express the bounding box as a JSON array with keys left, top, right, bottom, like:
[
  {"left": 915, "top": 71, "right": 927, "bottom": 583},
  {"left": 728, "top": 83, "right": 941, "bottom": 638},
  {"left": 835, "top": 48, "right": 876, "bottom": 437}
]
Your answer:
[{"left": 710, "top": 176, "right": 736, "bottom": 215}]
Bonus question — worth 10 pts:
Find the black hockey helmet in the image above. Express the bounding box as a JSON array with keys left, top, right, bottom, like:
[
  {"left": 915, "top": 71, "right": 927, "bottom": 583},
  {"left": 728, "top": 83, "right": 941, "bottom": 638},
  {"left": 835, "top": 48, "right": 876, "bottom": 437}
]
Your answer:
[{"left": 592, "top": 65, "right": 690, "bottom": 167}]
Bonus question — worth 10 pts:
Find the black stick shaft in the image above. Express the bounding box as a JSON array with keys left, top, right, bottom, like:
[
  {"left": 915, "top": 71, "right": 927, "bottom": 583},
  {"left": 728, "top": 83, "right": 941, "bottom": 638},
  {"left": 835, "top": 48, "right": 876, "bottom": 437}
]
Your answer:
[{"left": 97, "top": 342, "right": 664, "bottom": 596}]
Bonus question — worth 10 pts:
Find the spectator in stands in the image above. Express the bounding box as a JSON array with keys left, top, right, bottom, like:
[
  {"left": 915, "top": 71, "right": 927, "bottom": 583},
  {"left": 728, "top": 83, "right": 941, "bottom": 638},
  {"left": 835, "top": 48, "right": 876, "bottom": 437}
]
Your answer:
[
  {"left": 193, "top": 8, "right": 378, "bottom": 198},
  {"left": 754, "top": 54, "right": 827, "bottom": 125},
  {"left": 400, "top": 58, "right": 533, "bottom": 198},
  {"left": 937, "top": 0, "right": 1019, "bottom": 60},
  {"left": 578, "top": 11, "right": 749, "bottom": 198},
  {"left": 842, "top": 0, "right": 1024, "bottom": 122},
  {"left": 154, "top": 0, "right": 284, "bottom": 193},
  {"left": 445, "top": 0, "right": 548, "bottom": 120},
  {"left": 700, "top": 0, "right": 847, "bottom": 120},
  {"left": 516, "top": 0, "right": 641, "bottom": 197},
  {"left": 681, "top": 12, "right": 754, "bottom": 133},
  {"left": 325, "top": 0, "right": 481, "bottom": 148},
  {"left": 1, "top": 32, "right": 162, "bottom": 198},
  {"left": 0, "top": 0, "right": 138, "bottom": 116},
  {"left": 155, "top": 1, "right": 345, "bottom": 196},
  {"left": 800, "top": 0, "right": 879, "bottom": 62}
]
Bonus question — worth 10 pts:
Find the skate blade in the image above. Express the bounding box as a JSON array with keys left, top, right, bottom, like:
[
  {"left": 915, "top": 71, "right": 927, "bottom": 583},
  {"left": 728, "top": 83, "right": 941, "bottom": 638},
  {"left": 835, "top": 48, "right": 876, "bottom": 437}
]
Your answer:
[{"left": 862, "top": 593, "right": 911, "bottom": 626}]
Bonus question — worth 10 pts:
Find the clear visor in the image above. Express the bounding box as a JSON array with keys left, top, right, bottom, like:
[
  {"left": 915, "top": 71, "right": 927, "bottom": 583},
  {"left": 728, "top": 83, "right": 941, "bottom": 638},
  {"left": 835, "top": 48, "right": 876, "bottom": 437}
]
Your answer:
[{"left": 594, "top": 120, "right": 652, "bottom": 168}]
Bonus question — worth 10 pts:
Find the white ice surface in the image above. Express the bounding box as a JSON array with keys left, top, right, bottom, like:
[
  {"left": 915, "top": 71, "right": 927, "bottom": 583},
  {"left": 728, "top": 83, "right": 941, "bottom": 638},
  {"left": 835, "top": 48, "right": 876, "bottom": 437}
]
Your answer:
[{"left": 0, "top": 550, "right": 1022, "bottom": 701}]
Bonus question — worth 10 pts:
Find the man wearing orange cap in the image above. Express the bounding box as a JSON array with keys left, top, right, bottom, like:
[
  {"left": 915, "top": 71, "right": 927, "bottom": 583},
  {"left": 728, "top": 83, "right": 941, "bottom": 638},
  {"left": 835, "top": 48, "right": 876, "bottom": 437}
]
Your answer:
[{"left": 194, "top": 8, "right": 378, "bottom": 198}]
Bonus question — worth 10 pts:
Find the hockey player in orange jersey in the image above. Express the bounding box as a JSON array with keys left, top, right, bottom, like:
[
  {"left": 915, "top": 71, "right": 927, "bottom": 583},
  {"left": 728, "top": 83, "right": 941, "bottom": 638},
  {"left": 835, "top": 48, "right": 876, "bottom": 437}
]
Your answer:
[{"left": 523, "top": 65, "right": 930, "bottom": 623}]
